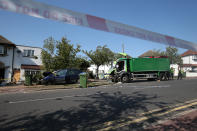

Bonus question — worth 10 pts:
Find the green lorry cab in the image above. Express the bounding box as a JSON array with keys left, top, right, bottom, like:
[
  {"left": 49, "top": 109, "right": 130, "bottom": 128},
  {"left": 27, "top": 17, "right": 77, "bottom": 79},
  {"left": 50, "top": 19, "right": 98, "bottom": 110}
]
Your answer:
[{"left": 110, "top": 57, "right": 170, "bottom": 83}]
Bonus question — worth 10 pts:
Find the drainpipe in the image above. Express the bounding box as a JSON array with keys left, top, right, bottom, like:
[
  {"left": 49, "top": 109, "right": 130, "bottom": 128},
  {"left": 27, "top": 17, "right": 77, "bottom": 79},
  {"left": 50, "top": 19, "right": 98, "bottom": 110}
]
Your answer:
[{"left": 11, "top": 46, "right": 15, "bottom": 82}]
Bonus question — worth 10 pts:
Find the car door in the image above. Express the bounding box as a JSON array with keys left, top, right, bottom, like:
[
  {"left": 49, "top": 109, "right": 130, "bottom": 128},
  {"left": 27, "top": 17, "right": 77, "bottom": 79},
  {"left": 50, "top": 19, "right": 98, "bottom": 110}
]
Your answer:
[
  {"left": 72, "top": 69, "right": 81, "bottom": 82},
  {"left": 65, "top": 69, "right": 70, "bottom": 83},
  {"left": 55, "top": 70, "right": 67, "bottom": 84},
  {"left": 68, "top": 70, "right": 76, "bottom": 83},
  {"left": 75, "top": 69, "right": 81, "bottom": 80}
]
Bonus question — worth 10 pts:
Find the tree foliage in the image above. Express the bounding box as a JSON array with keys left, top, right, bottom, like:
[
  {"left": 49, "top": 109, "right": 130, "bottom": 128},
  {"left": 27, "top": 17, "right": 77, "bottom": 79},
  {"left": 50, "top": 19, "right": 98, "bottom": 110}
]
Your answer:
[
  {"left": 165, "top": 47, "right": 183, "bottom": 65},
  {"left": 41, "top": 37, "right": 56, "bottom": 72},
  {"left": 83, "top": 45, "right": 114, "bottom": 77},
  {"left": 75, "top": 57, "right": 90, "bottom": 71},
  {"left": 41, "top": 37, "right": 89, "bottom": 71},
  {"left": 55, "top": 37, "right": 81, "bottom": 69}
]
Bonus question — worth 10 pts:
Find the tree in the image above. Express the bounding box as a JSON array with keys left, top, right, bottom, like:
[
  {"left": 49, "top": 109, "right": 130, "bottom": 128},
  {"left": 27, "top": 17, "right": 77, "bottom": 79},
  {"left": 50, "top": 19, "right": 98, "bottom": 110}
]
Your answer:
[
  {"left": 165, "top": 46, "right": 183, "bottom": 65},
  {"left": 55, "top": 37, "right": 81, "bottom": 69},
  {"left": 41, "top": 37, "right": 82, "bottom": 71},
  {"left": 83, "top": 45, "right": 114, "bottom": 78},
  {"left": 75, "top": 57, "right": 90, "bottom": 71},
  {"left": 41, "top": 37, "right": 56, "bottom": 71}
]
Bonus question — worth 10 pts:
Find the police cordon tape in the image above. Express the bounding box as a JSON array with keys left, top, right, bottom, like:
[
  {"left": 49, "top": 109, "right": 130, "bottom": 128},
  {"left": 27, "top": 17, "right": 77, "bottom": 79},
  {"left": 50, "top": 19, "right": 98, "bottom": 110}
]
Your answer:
[{"left": 0, "top": 0, "right": 197, "bottom": 51}]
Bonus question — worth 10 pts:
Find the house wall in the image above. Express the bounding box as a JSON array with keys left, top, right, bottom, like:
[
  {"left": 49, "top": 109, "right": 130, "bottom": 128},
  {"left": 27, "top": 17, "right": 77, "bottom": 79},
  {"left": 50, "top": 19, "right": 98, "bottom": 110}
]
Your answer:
[
  {"left": 14, "top": 45, "right": 43, "bottom": 81},
  {"left": 182, "top": 55, "right": 197, "bottom": 65},
  {"left": 14, "top": 45, "right": 42, "bottom": 68},
  {"left": 88, "top": 64, "right": 112, "bottom": 76},
  {"left": 0, "top": 46, "right": 14, "bottom": 83},
  {"left": 182, "top": 67, "right": 192, "bottom": 72},
  {"left": 182, "top": 55, "right": 197, "bottom": 77},
  {"left": 186, "top": 72, "right": 197, "bottom": 77}
]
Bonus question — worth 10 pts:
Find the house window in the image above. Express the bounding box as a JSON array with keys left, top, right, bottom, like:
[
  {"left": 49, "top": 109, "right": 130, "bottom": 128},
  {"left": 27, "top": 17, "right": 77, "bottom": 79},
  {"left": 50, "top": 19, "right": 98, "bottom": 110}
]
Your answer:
[
  {"left": 0, "top": 45, "right": 4, "bottom": 54},
  {"left": 23, "top": 50, "right": 34, "bottom": 57},
  {"left": 24, "top": 70, "right": 40, "bottom": 76},
  {"left": 0, "top": 45, "right": 7, "bottom": 55},
  {"left": 193, "top": 55, "right": 197, "bottom": 60}
]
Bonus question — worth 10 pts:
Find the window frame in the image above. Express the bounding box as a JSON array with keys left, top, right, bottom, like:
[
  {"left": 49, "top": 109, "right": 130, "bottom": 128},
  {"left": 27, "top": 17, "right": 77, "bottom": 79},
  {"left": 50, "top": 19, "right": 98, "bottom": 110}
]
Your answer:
[
  {"left": 0, "top": 45, "right": 5, "bottom": 55},
  {"left": 193, "top": 55, "right": 197, "bottom": 60},
  {"left": 23, "top": 49, "right": 35, "bottom": 57},
  {"left": 24, "top": 70, "right": 40, "bottom": 76}
]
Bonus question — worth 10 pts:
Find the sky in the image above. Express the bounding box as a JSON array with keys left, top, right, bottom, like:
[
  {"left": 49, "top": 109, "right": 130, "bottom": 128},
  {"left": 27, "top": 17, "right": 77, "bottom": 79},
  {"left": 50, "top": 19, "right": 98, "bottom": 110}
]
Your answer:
[{"left": 0, "top": 0, "right": 197, "bottom": 57}]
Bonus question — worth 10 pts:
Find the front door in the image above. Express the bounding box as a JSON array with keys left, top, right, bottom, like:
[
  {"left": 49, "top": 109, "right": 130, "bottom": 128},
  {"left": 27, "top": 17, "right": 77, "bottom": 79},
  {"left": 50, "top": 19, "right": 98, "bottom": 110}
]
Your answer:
[
  {"left": 0, "top": 68, "right": 5, "bottom": 83},
  {"left": 13, "top": 69, "right": 20, "bottom": 82},
  {"left": 0, "top": 62, "right": 5, "bottom": 83}
]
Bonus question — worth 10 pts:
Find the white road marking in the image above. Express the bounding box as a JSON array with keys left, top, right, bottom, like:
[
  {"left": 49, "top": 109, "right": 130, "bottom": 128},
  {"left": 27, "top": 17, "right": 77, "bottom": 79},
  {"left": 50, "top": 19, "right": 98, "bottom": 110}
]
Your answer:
[
  {"left": 8, "top": 94, "right": 88, "bottom": 104},
  {"left": 133, "top": 85, "right": 171, "bottom": 89},
  {"left": 89, "top": 84, "right": 170, "bottom": 89}
]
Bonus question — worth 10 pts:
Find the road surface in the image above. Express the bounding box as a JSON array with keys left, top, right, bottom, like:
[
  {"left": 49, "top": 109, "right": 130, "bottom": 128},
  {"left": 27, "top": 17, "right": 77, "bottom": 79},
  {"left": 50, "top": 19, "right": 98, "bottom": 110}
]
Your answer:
[{"left": 0, "top": 79, "right": 197, "bottom": 131}]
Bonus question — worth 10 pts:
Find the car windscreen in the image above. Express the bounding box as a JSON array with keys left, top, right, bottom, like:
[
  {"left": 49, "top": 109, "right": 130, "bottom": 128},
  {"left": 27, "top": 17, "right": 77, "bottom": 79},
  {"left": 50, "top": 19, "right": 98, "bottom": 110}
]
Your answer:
[{"left": 56, "top": 70, "right": 67, "bottom": 76}]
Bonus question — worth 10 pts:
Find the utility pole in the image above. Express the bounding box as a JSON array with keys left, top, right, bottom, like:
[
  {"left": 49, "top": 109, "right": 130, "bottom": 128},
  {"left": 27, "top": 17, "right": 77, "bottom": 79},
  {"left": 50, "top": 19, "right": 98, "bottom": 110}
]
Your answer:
[
  {"left": 122, "top": 43, "right": 124, "bottom": 53},
  {"left": 122, "top": 43, "right": 127, "bottom": 58}
]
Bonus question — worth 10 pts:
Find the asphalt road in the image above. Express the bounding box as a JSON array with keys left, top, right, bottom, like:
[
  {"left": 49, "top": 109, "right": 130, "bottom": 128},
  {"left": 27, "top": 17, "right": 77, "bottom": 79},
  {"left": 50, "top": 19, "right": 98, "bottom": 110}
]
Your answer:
[{"left": 0, "top": 79, "right": 197, "bottom": 131}]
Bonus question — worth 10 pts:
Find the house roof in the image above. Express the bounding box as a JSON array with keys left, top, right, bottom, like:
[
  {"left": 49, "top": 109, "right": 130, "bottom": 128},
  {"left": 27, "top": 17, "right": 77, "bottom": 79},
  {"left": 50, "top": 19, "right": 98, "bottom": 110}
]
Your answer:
[
  {"left": 181, "top": 50, "right": 197, "bottom": 57},
  {"left": 0, "top": 35, "right": 16, "bottom": 46},
  {"left": 21, "top": 64, "right": 41, "bottom": 70},
  {"left": 138, "top": 50, "right": 155, "bottom": 58},
  {"left": 16, "top": 45, "right": 42, "bottom": 49}
]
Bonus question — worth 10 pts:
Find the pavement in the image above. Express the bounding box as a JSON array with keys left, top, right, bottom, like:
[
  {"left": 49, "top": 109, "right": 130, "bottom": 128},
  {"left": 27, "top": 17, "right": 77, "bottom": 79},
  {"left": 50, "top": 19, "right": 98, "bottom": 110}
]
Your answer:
[
  {"left": 0, "top": 79, "right": 111, "bottom": 94},
  {"left": 0, "top": 84, "right": 78, "bottom": 94},
  {"left": 0, "top": 78, "right": 197, "bottom": 131},
  {"left": 144, "top": 109, "right": 197, "bottom": 131}
]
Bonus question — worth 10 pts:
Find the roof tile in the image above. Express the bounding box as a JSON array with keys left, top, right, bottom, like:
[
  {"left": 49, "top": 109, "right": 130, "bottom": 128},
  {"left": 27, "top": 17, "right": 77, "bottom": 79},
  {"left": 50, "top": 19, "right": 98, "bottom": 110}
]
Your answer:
[
  {"left": 0, "top": 35, "right": 16, "bottom": 46},
  {"left": 181, "top": 50, "right": 197, "bottom": 57}
]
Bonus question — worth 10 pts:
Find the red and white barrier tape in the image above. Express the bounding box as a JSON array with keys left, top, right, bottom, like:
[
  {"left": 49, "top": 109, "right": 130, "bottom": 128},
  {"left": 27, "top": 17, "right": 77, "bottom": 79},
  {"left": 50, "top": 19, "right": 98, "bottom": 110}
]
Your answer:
[{"left": 0, "top": 0, "right": 197, "bottom": 51}]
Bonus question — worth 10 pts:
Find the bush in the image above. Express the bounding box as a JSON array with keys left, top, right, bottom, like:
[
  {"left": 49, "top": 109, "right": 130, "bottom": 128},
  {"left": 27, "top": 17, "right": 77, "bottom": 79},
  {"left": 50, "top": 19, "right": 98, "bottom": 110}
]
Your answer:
[{"left": 32, "top": 73, "right": 43, "bottom": 84}]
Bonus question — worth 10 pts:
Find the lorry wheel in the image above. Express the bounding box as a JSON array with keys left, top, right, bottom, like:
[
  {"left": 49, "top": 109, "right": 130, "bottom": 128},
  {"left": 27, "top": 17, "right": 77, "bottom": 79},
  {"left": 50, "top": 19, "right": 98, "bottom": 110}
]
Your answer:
[
  {"left": 122, "top": 75, "right": 129, "bottom": 83},
  {"left": 159, "top": 73, "right": 164, "bottom": 81}
]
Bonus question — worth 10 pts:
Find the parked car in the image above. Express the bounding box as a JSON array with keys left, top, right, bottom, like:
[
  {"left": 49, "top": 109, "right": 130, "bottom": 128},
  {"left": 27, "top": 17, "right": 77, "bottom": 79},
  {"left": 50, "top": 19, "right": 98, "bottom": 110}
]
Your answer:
[
  {"left": 42, "top": 69, "right": 82, "bottom": 85},
  {"left": 42, "top": 72, "right": 55, "bottom": 85}
]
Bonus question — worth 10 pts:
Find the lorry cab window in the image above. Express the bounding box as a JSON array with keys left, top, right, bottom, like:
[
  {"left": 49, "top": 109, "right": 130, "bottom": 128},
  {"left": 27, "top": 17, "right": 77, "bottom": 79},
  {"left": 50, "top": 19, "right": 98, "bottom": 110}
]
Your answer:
[{"left": 117, "top": 61, "right": 124, "bottom": 72}]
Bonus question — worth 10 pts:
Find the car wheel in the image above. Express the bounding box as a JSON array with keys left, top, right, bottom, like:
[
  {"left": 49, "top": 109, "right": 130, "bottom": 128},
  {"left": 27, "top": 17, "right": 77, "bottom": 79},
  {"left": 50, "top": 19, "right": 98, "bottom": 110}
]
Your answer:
[
  {"left": 48, "top": 80, "right": 54, "bottom": 85},
  {"left": 122, "top": 75, "right": 129, "bottom": 83},
  {"left": 75, "top": 79, "right": 79, "bottom": 83}
]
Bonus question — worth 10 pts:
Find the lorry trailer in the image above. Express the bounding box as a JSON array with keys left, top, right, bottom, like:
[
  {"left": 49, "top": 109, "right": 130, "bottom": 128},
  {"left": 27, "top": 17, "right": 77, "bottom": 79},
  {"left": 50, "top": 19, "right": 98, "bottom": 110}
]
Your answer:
[{"left": 110, "top": 57, "right": 170, "bottom": 82}]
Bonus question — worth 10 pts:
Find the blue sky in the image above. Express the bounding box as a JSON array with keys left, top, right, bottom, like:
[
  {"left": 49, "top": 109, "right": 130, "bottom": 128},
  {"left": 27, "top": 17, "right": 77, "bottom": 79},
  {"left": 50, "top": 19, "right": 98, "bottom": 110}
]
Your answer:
[{"left": 0, "top": 0, "right": 197, "bottom": 57}]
